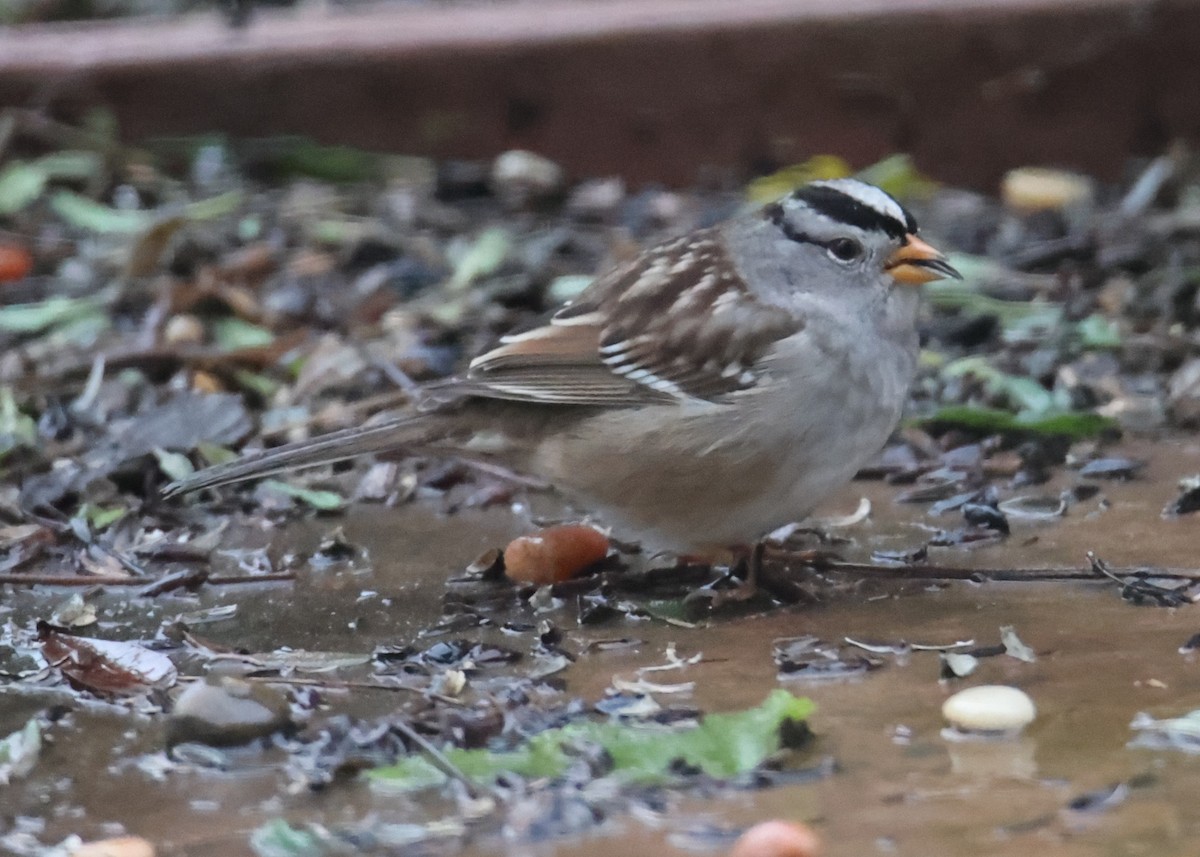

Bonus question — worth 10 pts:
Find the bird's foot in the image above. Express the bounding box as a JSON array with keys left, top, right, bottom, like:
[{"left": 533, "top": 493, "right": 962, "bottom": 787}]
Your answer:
[{"left": 683, "top": 543, "right": 770, "bottom": 614}]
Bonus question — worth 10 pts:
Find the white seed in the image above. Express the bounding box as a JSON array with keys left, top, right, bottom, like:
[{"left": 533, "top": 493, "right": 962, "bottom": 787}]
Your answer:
[
  {"left": 163, "top": 313, "right": 205, "bottom": 345},
  {"left": 942, "top": 685, "right": 1036, "bottom": 733}
]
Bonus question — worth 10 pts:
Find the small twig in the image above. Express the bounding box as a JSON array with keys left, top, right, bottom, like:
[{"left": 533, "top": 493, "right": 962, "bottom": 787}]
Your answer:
[
  {"left": 138, "top": 568, "right": 210, "bottom": 597},
  {"left": 0, "top": 571, "right": 294, "bottom": 587},
  {"left": 177, "top": 673, "right": 463, "bottom": 705},
  {"left": 205, "top": 572, "right": 296, "bottom": 585},
  {"left": 844, "top": 637, "right": 976, "bottom": 653},
  {"left": 0, "top": 574, "right": 140, "bottom": 587},
  {"left": 368, "top": 353, "right": 421, "bottom": 395},
  {"left": 814, "top": 560, "right": 1096, "bottom": 581},
  {"left": 1086, "top": 551, "right": 1194, "bottom": 606},
  {"left": 390, "top": 717, "right": 482, "bottom": 799},
  {"left": 1086, "top": 551, "right": 1127, "bottom": 585},
  {"left": 790, "top": 554, "right": 1200, "bottom": 583}
]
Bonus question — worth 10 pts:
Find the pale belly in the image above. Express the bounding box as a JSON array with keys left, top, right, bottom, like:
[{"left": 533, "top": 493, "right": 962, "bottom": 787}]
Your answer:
[{"left": 532, "top": 345, "right": 913, "bottom": 554}]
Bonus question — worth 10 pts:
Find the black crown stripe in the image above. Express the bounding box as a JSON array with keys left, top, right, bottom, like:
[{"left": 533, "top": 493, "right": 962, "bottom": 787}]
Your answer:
[{"left": 789, "top": 185, "right": 916, "bottom": 240}]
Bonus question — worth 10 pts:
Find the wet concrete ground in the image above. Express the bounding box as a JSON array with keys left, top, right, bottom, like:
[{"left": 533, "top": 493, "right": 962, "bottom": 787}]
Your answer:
[{"left": 4, "top": 436, "right": 1200, "bottom": 856}]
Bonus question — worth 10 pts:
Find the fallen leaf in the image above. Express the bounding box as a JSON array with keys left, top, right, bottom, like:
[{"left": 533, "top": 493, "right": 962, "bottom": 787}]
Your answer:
[
  {"left": 38, "top": 623, "right": 177, "bottom": 695},
  {"left": 50, "top": 190, "right": 153, "bottom": 234},
  {"left": 371, "top": 689, "right": 814, "bottom": 791},
  {"left": 213, "top": 317, "right": 275, "bottom": 350},
  {"left": 152, "top": 447, "right": 195, "bottom": 482},
  {"left": 0, "top": 296, "right": 105, "bottom": 334},
  {"left": 0, "top": 718, "right": 40, "bottom": 785},
  {"left": 262, "top": 480, "right": 346, "bottom": 511},
  {"left": 0, "top": 161, "right": 48, "bottom": 214},
  {"left": 1000, "top": 626, "right": 1037, "bottom": 663},
  {"left": 249, "top": 819, "right": 325, "bottom": 857}
]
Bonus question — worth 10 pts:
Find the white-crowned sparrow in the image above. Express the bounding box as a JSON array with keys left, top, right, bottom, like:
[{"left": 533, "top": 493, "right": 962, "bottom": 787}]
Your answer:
[{"left": 165, "top": 179, "right": 959, "bottom": 558}]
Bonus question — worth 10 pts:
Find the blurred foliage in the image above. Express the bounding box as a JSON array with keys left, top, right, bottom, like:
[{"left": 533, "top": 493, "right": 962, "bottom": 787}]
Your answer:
[
  {"left": 371, "top": 689, "right": 814, "bottom": 792},
  {"left": 747, "top": 153, "right": 935, "bottom": 204}
]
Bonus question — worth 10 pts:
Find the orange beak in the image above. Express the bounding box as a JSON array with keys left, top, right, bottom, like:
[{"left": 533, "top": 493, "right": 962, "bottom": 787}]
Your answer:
[{"left": 885, "top": 235, "right": 961, "bottom": 286}]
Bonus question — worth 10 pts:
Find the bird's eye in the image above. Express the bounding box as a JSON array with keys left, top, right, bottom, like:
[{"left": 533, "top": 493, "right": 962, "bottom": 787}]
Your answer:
[{"left": 827, "top": 238, "right": 863, "bottom": 263}]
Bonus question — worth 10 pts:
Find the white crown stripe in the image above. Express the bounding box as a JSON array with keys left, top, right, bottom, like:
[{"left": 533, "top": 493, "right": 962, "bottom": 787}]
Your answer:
[{"left": 809, "top": 178, "right": 908, "bottom": 227}]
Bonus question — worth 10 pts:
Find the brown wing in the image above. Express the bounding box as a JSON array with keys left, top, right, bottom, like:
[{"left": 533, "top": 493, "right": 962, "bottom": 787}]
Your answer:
[{"left": 463, "top": 228, "right": 804, "bottom": 406}]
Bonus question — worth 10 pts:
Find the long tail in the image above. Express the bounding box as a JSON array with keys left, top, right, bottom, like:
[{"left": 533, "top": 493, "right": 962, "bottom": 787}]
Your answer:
[{"left": 161, "top": 413, "right": 435, "bottom": 497}]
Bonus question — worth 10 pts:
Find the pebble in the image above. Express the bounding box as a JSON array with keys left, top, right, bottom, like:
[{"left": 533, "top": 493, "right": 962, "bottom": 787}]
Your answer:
[
  {"left": 163, "top": 314, "right": 205, "bottom": 346},
  {"left": 491, "top": 150, "right": 565, "bottom": 207},
  {"left": 729, "top": 820, "right": 821, "bottom": 857},
  {"left": 1168, "top": 357, "right": 1200, "bottom": 428},
  {"left": 166, "top": 676, "right": 291, "bottom": 749},
  {"left": 942, "top": 685, "right": 1036, "bottom": 734}
]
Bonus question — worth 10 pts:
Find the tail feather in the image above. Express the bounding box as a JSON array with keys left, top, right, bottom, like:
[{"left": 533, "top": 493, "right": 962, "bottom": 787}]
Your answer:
[{"left": 162, "top": 413, "right": 433, "bottom": 497}]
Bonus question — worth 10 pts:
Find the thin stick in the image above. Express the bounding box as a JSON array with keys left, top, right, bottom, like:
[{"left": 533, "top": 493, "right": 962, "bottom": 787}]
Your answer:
[
  {"left": 0, "top": 571, "right": 295, "bottom": 587},
  {"left": 390, "top": 716, "right": 483, "bottom": 799},
  {"left": 205, "top": 572, "right": 296, "bottom": 585},
  {"left": 784, "top": 556, "right": 1200, "bottom": 583},
  {"left": 195, "top": 685, "right": 487, "bottom": 796},
  {"left": 177, "top": 673, "right": 464, "bottom": 706},
  {"left": 816, "top": 561, "right": 1098, "bottom": 581}
]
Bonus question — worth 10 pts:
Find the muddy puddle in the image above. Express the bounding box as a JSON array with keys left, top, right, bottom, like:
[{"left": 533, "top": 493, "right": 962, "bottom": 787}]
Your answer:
[{"left": 2, "top": 436, "right": 1199, "bottom": 856}]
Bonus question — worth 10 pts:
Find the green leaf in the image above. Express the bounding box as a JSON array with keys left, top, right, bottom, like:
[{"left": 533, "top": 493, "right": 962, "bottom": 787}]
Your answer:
[
  {"left": 596, "top": 687, "right": 814, "bottom": 780},
  {"left": 262, "top": 480, "right": 346, "bottom": 511},
  {"left": 196, "top": 442, "right": 238, "bottom": 466},
  {"left": 50, "top": 190, "right": 152, "bottom": 234},
  {"left": 371, "top": 689, "right": 813, "bottom": 792},
  {"left": 80, "top": 503, "right": 127, "bottom": 531},
  {"left": 152, "top": 447, "right": 195, "bottom": 482},
  {"left": 0, "top": 152, "right": 103, "bottom": 216},
  {"left": 0, "top": 387, "right": 36, "bottom": 459},
  {"left": 1076, "top": 313, "right": 1122, "bottom": 349},
  {"left": 855, "top": 154, "right": 937, "bottom": 200},
  {"left": 36, "top": 150, "right": 104, "bottom": 182},
  {"left": 942, "top": 356, "right": 1058, "bottom": 417},
  {"left": 926, "top": 279, "right": 1063, "bottom": 330},
  {"left": 0, "top": 718, "right": 40, "bottom": 784},
  {"left": 915, "top": 405, "right": 1116, "bottom": 439},
  {"left": 308, "top": 217, "right": 376, "bottom": 247},
  {"left": 212, "top": 318, "right": 275, "bottom": 350},
  {"left": 0, "top": 161, "right": 48, "bottom": 215},
  {"left": 249, "top": 819, "right": 326, "bottom": 857},
  {"left": 52, "top": 187, "right": 239, "bottom": 235},
  {"left": 745, "top": 155, "right": 852, "bottom": 203},
  {"left": 186, "top": 190, "right": 244, "bottom": 221},
  {"left": 233, "top": 370, "right": 281, "bottom": 398},
  {"left": 449, "top": 228, "right": 510, "bottom": 290},
  {"left": 52, "top": 311, "right": 112, "bottom": 346},
  {"left": 0, "top": 296, "right": 106, "bottom": 334},
  {"left": 270, "top": 139, "right": 379, "bottom": 183}
]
